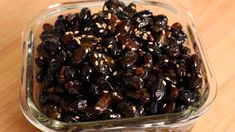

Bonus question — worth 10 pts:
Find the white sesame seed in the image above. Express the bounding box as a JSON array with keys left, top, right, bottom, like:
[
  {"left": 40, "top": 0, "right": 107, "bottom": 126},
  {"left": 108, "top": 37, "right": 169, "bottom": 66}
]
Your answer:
[
  {"left": 39, "top": 56, "right": 43, "bottom": 60},
  {"left": 109, "top": 67, "right": 113, "bottom": 72},
  {"left": 164, "top": 59, "right": 169, "bottom": 63},
  {"left": 99, "top": 29, "right": 104, "bottom": 33},
  {"left": 113, "top": 71, "right": 117, "bottom": 76},
  {"left": 131, "top": 106, "right": 137, "bottom": 113},
  {"left": 102, "top": 23, "right": 107, "bottom": 28},
  {"left": 98, "top": 53, "right": 102, "bottom": 58},
  {"left": 81, "top": 34, "right": 86, "bottom": 38},
  {"left": 87, "top": 35, "right": 94, "bottom": 38},
  {"left": 103, "top": 90, "right": 109, "bottom": 93},
  {"left": 148, "top": 42, "right": 153, "bottom": 45},
  {"left": 171, "top": 84, "right": 176, "bottom": 88},
  {"left": 96, "top": 23, "right": 102, "bottom": 28},
  {"left": 84, "top": 27, "right": 88, "bottom": 31},
  {"left": 74, "top": 31, "right": 79, "bottom": 34},
  {"left": 135, "top": 30, "right": 140, "bottom": 35},
  {"left": 100, "top": 60, "right": 104, "bottom": 65},
  {"left": 108, "top": 13, "right": 111, "bottom": 19},
  {"left": 122, "top": 45, "right": 126, "bottom": 49},
  {"left": 163, "top": 103, "right": 167, "bottom": 108},
  {"left": 94, "top": 53, "right": 98, "bottom": 58},
  {"left": 198, "top": 74, "right": 202, "bottom": 78},
  {"left": 105, "top": 76, "right": 109, "bottom": 79},
  {"left": 92, "top": 15, "right": 98, "bottom": 19},
  {"left": 131, "top": 5, "right": 136, "bottom": 10},
  {"left": 162, "top": 30, "right": 166, "bottom": 35},
  {"left": 65, "top": 31, "right": 73, "bottom": 35},
  {"left": 95, "top": 106, "right": 102, "bottom": 111},
  {"left": 85, "top": 48, "right": 89, "bottom": 53},
  {"left": 116, "top": 19, "right": 121, "bottom": 23},
  {"left": 149, "top": 48, "right": 154, "bottom": 52},
  {"left": 166, "top": 77, "right": 170, "bottom": 81},
  {"left": 131, "top": 47, "right": 137, "bottom": 51},
  {"left": 108, "top": 25, "right": 112, "bottom": 30},
  {"left": 95, "top": 61, "right": 99, "bottom": 66},
  {"left": 136, "top": 17, "right": 141, "bottom": 23},
  {"left": 51, "top": 59, "right": 55, "bottom": 62},
  {"left": 143, "top": 36, "right": 147, "bottom": 40},
  {"left": 108, "top": 44, "right": 113, "bottom": 48},
  {"left": 74, "top": 37, "right": 81, "bottom": 45},
  {"left": 124, "top": 26, "right": 129, "bottom": 31},
  {"left": 115, "top": 33, "right": 120, "bottom": 38},
  {"left": 118, "top": 7, "right": 124, "bottom": 11},
  {"left": 75, "top": 116, "right": 80, "bottom": 119},
  {"left": 104, "top": 48, "right": 108, "bottom": 52},
  {"left": 176, "top": 64, "right": 180, "bottom": 68},
  {"left": 147, "top": 31, "right": 151, "bottom": 35},
  {"left": 111, "top": 60, "right": 115, "bottom": 64},
  {"left": 143, "top": 33, "right": 148, "bottom": 37}
]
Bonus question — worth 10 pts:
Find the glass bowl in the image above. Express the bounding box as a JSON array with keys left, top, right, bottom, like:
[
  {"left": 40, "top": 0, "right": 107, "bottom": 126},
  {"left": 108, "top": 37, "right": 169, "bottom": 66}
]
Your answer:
[{"left": 19, "top": 0, "right": 216, "bottom": 131}]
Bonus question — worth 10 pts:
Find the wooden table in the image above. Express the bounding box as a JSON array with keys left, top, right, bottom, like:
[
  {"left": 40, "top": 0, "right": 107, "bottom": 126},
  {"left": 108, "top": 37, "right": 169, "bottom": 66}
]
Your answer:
[{"left": 0, "top": 0, "right": 234, "bottom": 131}]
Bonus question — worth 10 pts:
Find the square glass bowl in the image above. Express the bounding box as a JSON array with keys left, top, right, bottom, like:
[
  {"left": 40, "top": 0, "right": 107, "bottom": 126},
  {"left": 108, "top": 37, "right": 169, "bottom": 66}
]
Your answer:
[{"left": 19, "top": 0, "right": 216, "bottom": 131}]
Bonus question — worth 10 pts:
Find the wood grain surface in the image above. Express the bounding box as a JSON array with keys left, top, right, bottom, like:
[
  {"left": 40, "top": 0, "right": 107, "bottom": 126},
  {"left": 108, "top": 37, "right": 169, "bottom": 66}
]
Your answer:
[{"left": 0, "top": 0, "right": 234, "bottom": 131}]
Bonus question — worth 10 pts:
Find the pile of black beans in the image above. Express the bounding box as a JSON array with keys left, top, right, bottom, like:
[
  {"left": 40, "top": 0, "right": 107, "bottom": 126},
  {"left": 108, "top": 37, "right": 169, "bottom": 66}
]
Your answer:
[{"left": 36, "top": 0, "right": 202, "bottom": 122}]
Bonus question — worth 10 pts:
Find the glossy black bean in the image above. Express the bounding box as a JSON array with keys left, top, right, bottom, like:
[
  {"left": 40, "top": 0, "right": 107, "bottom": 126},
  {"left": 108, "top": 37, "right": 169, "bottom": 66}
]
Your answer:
[
  {"left": 80, "top": 8, "right": 91, "bottom": 22},
  {"left": 179, "top": 90, "right": 201, "bottom": 105},
  {"left": 72, "top": 48, "right": 87, "bottom": 65},
  {"left": 122, "top": 51, "right": 138, "bottom": 68},
  {"left": 123, "top": 76, "right": 144, "bottom": 89},
  {"left": 152, "top": 15, "right": 168, "bottom": 33}
]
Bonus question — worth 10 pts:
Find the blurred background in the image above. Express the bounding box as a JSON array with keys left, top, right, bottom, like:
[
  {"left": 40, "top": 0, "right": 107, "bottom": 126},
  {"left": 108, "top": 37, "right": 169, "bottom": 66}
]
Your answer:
[{"left": 0, "top": 0, "right": 235, "bottom": 131}]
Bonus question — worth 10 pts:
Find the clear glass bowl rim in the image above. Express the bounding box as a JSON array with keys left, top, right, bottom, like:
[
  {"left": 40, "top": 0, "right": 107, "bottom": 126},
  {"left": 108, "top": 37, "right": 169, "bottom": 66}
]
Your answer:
[{"left": 19, "top": 0, "right": 217, "bottom": 131}]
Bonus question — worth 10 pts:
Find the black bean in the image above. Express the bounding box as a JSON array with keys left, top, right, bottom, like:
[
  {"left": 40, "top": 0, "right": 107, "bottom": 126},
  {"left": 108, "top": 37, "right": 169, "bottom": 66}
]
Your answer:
[
  {"left": 43, "top": 23, "right": 55, "bottom": 32},
  {"left": 126, "top": 89, "right": 150, "bottom": 104},
  {"left": 163, "top": 102, "right": 176, "bottom": 113},
  {"left": 125, "top": 3, "right": 136, "bottom": 17},
  {"left": 72, "top": 48, "right": 87, "bottom": 65},
  {"left": 43, "top": 104, "right": 62, "bottom": 120},
  {"left": 168, "top": 87, "right": 179, "bottom": 101},
  {"left": 143, "top": 53, "right": 153, "bottom": 69},
  {"left": 179, "top": 90, "right": 201, "bottom": 105},
  {"left": 64, "top": 80, "right": 81, "bottom": 95},
  {"left": 152, "top": 15, "right": 168, "bottom": 33},
  {"left": 118, "top": 35, "right": 138, "bottom": 51},
  {"left": 117, "top": 101, "right": 137, "bottom": 118},
  {"left": 122, "top": 51, "right": 138, "bottom": 68},
  {"left": 95, "top": 93, "right": 112, "bottom": 114},
  {"left": 171, "top": 22, "right": 182, "bottom": 32},
  {"left": 80, "top": 8, "right": 91, "bottom": 22},
  {"left": 104, "top": 0, "right": 125, "bottom": 13},
  {"left": 123, "top": 76, "right": 144, "bottom": 89},
  {"left": 148, "top": 101, "right": 159, "bottom": 114},
  {"left": 189, "top": 73, "right": 202, "bottom": 90},
  {"left": 55, "top": 15, "right": 66, "bottom": 33},
  {"left": 188, "top": 54, "right": 201, "bottom": 74}
]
